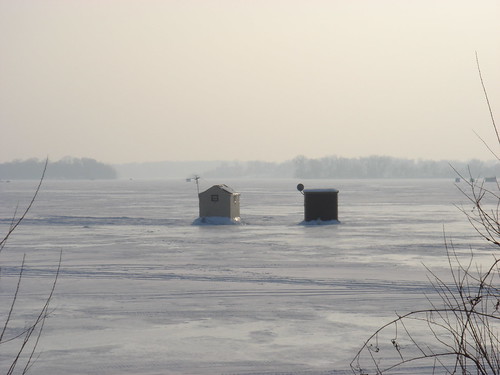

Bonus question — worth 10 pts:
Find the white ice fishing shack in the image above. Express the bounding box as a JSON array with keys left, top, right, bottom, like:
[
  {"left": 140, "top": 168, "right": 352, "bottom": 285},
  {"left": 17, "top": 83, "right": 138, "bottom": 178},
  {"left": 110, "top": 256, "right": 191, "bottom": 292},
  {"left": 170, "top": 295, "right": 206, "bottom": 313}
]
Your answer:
[{"left": 198, "top": 184, "right": 240, "bottom": 221}]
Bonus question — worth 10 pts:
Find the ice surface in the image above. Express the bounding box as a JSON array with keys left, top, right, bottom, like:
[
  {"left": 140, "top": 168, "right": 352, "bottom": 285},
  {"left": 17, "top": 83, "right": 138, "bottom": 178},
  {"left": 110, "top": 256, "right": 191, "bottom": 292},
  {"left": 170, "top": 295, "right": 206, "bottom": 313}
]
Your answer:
[
  {"left": 192, "top": 216, "right": 242, "bottom": 225},
  {"left": 299, "top": 219, "right": 341, "bottom": 225},
  {"left": 0, "top": 178, "right": 493, "bottom": 374}
]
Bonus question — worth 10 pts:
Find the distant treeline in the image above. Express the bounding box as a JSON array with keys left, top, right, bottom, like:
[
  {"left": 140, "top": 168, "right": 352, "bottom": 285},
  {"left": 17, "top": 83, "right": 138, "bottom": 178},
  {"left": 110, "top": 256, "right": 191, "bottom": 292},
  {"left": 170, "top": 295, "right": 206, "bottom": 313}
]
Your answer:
[
  {"left": 0, "top": 157, "right": 117, "bottom": 180},
  {"left": 292, "top": 155, "right": 499, "bottom": 179},
  {"left": 204, "top": 156, "right": 500, "bottom": 179},
  {"left": 2, "top": 156, "right": 498, "bottom": 180}
]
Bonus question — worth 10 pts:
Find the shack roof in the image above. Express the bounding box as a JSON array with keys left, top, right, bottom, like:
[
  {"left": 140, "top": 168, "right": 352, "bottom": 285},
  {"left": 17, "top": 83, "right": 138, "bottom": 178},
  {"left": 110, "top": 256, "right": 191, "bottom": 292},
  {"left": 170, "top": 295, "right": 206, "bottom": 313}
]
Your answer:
[
  {"left": 217, "top": 184, "right": 239, "bottom": 194},
  {"left": 303, "top": 188, "right": 339, "bottom": 193},
  {"left": 201, "top": 184, "right": 240, "bottom": 195}
]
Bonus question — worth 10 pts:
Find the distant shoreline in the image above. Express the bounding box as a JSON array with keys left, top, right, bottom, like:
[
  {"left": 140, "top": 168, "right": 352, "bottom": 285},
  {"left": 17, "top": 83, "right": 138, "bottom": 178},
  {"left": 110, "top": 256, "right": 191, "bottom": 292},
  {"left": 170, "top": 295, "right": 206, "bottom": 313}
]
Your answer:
[{"left": 1, "top": 156, "right": 499, "bottom": 180}]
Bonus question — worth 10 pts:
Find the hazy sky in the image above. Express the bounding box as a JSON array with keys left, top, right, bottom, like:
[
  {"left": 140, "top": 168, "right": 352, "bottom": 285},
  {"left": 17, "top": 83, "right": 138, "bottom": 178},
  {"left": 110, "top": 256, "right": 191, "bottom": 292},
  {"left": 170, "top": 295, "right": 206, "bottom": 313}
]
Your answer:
[{"left": 1, "top": 0, "right": 499, "bottom": 164}]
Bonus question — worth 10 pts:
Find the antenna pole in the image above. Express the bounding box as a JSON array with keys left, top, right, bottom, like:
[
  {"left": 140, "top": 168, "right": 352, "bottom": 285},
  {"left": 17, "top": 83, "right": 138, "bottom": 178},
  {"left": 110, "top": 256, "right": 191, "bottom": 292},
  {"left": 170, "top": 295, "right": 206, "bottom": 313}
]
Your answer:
[
  {"left": 195, "top": 175, "right": 200, "bottom": 195},
  {"left": 186, "top": 174, "right": 201, "bottom": 194}
]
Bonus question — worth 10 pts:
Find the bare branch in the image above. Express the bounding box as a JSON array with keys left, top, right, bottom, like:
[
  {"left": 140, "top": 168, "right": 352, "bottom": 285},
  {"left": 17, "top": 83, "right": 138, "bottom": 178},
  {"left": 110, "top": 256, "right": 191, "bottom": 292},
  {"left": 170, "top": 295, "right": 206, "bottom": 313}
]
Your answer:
[
  {"left": 352, "top": 56, "right": 500, "bottom": 374},
  {"left": 0, "top": 158, "right": 48, "bottom": 252}
]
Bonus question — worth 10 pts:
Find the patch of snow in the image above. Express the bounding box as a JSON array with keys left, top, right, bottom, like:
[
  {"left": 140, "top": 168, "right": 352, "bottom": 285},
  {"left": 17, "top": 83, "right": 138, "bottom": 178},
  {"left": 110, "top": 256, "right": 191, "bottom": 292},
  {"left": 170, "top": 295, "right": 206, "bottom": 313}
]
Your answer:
[
  {"left": 192, "top": 216, "right": 242, "bottom": 225},
  {"left": 299, "top": 219, "right": 341, "bottom": 225}
]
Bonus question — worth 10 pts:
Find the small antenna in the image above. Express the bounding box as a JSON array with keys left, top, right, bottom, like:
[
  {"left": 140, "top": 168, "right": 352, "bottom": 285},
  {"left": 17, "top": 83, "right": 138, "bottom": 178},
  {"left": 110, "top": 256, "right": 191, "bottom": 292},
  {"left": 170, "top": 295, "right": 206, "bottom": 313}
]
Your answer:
[
  {"left": 186, "top": 175, "right": 201, "bottom": 194},
  {"left": 297, "top": 183, "right": 304, "bottom": 195}
]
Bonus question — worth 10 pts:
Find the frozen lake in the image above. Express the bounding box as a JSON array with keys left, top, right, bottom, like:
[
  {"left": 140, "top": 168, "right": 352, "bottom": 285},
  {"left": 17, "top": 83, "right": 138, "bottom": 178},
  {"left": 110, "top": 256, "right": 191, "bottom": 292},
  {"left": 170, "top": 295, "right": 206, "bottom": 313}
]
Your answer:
[{"left": 0, "top": 178, "right": 494, "bottom": 374}]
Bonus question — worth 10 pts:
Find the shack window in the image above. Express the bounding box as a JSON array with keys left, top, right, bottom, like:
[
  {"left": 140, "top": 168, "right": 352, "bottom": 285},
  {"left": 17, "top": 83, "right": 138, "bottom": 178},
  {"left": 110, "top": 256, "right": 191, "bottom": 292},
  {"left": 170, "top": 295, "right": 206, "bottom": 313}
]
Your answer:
[{"left": 211, "top": 194, "right": 219, "bottom": 202}]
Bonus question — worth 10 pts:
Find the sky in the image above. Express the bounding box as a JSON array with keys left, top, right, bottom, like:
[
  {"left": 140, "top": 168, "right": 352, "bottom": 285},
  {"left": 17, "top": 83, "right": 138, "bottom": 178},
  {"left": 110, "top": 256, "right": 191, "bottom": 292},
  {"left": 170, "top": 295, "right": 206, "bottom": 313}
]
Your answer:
[{"left": 1, "top": 0, "right": 499, "bottom": 164}]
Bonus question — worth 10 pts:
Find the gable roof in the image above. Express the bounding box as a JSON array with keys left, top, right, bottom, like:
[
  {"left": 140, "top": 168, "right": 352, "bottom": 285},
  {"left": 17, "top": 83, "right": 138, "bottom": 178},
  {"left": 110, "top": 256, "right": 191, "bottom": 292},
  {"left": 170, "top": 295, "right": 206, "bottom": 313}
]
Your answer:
[
  {"left": 200, "top": 184, "right": 239, "bottom": 196},
  {"left": 217, "top": 184, "right": 238, "bottom": 194}
]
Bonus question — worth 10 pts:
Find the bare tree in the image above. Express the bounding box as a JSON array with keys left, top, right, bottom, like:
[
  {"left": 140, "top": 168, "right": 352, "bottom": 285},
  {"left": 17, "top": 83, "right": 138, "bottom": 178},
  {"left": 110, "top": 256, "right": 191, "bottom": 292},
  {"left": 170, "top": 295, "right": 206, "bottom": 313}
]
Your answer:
[
  {"left": 1, "top": 159, "right": 61, "bottom": 375},
  {"left": 351, "top": 55, "right": 500, "bottom": 374}
]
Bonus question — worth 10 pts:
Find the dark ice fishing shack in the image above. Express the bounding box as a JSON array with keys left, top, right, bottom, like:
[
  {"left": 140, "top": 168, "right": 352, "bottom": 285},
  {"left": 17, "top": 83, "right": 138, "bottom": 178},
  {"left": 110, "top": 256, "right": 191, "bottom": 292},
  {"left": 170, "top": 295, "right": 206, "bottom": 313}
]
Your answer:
[{"left": 297, "top": 183, "right": 339, "bottom": 222}]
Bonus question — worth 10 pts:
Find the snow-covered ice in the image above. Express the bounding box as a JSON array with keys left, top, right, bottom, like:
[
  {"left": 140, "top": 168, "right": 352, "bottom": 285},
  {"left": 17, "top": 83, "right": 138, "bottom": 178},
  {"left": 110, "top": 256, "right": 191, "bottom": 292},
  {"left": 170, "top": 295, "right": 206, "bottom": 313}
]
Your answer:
[
  {"left": 0, "top": 178, "right": 492, "bottom": 374},
  {"left": 192, "top": 216, "right": 241, "bottom": 225}
]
